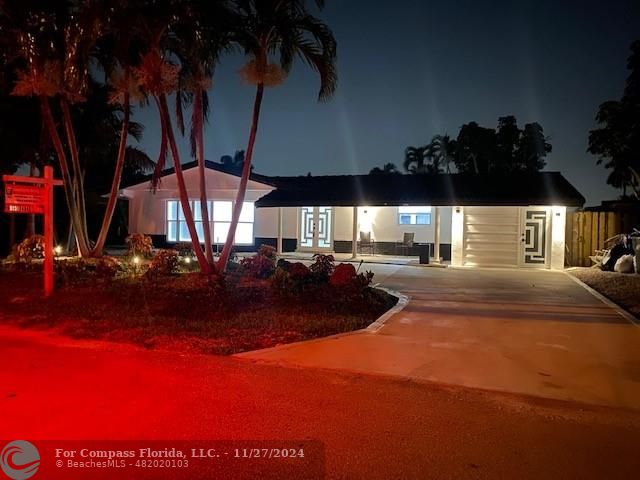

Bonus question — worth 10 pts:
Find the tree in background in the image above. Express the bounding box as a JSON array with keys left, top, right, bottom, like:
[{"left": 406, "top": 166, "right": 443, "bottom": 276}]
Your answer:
[
  {"left": 430, "top": 135, "right": 457, "bottom": 173},
  {"left": 588, "top": 40, "right": 640, "bottom": 199},
  {"left": 369, "top": 163, "right": 400, "bottom": 175},
  {"left": 403, "top": 145, "right": 428, "bottom": 173},
  {"left": 454, "top": 122, "right": 496, "bottom": 174},
  {"left": 220, "top": 150, "right": 247, "bottom": 173},
  {"left": 453, "top": 118, "right": 550, "bottom": 174}
]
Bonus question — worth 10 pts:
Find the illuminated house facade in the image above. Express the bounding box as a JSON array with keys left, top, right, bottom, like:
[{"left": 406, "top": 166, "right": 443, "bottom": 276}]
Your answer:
[{"left": 120, "top": 162, "right": 585, "bottom": 269}]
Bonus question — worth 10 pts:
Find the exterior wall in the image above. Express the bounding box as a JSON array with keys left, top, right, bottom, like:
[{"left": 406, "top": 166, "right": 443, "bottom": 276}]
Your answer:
[
  {"left": 451, "top": 206, "right": 464, "bottom": 267},
  {"left": 255, "top": 207, "right": 298, "bottom": 239},
  {"left": 333, "top": 206, "right": 452, "bottom": 244},
  {"left": 123, "top": 167, "right": 277, "bottom": 241},
  {"left": 550, "top": 206, "right": 566, "bottom": 270}
]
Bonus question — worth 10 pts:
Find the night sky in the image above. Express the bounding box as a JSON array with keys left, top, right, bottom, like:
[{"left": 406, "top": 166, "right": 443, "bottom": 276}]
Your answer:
[{"left": 134, "top": 0, "right": 640, "bottom": 206}]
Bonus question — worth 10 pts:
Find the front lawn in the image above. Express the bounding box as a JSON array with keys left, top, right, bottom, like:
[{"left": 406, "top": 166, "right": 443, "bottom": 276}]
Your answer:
[
  {"left": 0, "top": 261, "right": 397, "bottom": 355},
  {"left": 569, "top": 267, "right": 640, "bottom": 318}
]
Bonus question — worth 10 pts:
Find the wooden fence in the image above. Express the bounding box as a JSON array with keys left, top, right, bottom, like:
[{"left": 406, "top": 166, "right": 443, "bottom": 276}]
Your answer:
[{"left": 565, "top": 210, "right": 640, "bottom": 267}]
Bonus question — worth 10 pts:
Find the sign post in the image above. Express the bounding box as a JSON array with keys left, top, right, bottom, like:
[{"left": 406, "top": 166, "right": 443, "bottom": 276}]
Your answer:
[{"left": 3, "top": 166, "right": 63, "bottom": 297}]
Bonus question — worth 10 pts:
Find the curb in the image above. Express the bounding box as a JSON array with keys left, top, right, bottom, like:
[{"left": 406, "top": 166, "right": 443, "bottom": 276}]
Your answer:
[
  {"left": 564, "top": 270, "right": 639, "bottom": 327},
  {"left": 234, "top": 287, "right": 409, "bottom": 358},
  {"left": 365, "top": 287, "right": 409, "bottom": 332}
]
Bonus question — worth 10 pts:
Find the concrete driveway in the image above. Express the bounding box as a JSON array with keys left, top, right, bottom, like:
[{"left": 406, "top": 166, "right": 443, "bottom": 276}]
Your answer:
[{"left": 238, "top": 265, "right": 640, "bottom": 409}]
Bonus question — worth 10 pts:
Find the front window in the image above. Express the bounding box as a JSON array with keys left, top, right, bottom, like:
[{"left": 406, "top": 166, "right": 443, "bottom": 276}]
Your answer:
[
  {"left": 167, "top": 200, "right": 254, "bottom": 245},
  {"left": 398, "top": 206, "right": 431, "bottom": 225}
]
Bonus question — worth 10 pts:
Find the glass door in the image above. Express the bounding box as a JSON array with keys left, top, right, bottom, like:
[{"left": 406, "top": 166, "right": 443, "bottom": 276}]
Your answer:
[{"left": 298, "top": 207, "right": 333, "bottom": 251}]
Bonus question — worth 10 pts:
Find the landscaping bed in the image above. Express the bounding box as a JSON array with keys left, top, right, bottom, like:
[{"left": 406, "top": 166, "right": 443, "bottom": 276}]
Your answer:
[
  {"left": 569, "top": 267, "right": 640, "bottom": 318},
  {"left": 0, "top": 250, "right": 397, "bottom": 355}
]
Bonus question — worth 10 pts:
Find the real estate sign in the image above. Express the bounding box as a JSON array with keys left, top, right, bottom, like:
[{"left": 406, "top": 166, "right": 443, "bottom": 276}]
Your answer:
[
  {"left": 2, "top": 167, "right": 63, "bottom": 297},
  {"left": 3, "top": 183, "right": 45, "bottom": 214}
]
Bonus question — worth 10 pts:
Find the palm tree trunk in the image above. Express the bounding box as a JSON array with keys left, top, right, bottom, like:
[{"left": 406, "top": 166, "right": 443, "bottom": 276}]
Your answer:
[
  {"left": 92, "top": 92, "right": 130, "bottom": 256},
  {"left": 218, "top": 83, "right": 264, "bottom": 273},
  {"left": 194, "top": 89, "right": 215, "bottom": 266},
  {"left": 39, "top": 96, "right": 90, "bottom": 256},
  {"left": 60, "top": 97, "right": 89, "bottom": 247},
  {"left": 156, "top": 94, "right": 210, "bottom": 273}
]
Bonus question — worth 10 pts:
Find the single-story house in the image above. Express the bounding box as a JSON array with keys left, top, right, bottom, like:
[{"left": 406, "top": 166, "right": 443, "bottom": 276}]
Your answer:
[{"left": 120, "top": 161, "right": 585, "bottom": 269}]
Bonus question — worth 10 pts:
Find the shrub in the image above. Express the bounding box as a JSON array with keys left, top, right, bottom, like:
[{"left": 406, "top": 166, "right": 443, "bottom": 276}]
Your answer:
[
  {"left": 147, "top": 249, "right": 180, "bottom": 277},
  {"left": 276, "top": 258, "right": 292, "bottom": 271},
  {"left": 15, "top": 235, "right": 46, "bottom": 262},
  {"left": 95, "top": 256, "right": 123, "bottom": 282},
  {"left": 126, "top": 233, "right": 153, "bottom": 258},
  {"left": 271, "top": 267, "right": 293, "bottom": 293},
  {"left": 329, "top": 263, "right": 357, "bottom": 286},
  {"left": 55, "top": 257, "right": 123, "bottom": 286},
  {"left": 173, "top": 242, "right": 195, "bottom": 258},
  {"left": 241, "top": 244, "right": 277, "bottom": 278},
  {"left": 310, "top": 253, "right": 335, "bottom": 282},
  {"left": 289, "top": 262, "right": 311, "bottom": 280},
  {"left": 271, "top": 262, "right": 311, "bottom": 295},
  {"left": 55, "top": 259, "right": 90, "bottom": 286}
]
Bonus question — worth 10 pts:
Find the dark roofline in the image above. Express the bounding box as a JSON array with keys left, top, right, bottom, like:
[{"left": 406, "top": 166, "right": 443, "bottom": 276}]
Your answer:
[
  {"left": 254, "top": 171, "right": 586, "bottom": 208},
  {"left": 121, "top": 160, "right": 277, "bottom": 189}
]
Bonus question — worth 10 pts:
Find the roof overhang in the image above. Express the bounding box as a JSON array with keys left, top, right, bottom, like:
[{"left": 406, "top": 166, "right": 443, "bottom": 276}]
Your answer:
[{"left": 254, "top": 172, "right": 586, "bottom": 208}]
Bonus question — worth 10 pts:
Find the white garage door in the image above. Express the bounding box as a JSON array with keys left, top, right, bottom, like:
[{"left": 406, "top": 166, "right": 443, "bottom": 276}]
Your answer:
[{"left": 463, "top": 207, "right": 520, "bottom": 267}]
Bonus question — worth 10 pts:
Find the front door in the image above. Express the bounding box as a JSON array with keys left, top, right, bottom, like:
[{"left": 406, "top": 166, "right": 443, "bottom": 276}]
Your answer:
[
  {"left": 298, "top": 206, "right": 334, "bottom": 251},
  {"left": 519, "top": 207, "right": 551, "bottom": 267}
]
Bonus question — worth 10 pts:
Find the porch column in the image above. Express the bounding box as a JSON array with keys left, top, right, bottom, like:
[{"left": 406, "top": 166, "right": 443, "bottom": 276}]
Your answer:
[
  {"left": 351, "top": 206, "right": 358, "bottom": 259},
  {"left": 277, "top": 207, "right": 283, "bottom": 254},
  {"left": 433, "top": 206, "right": 441, "bottom": 263}
]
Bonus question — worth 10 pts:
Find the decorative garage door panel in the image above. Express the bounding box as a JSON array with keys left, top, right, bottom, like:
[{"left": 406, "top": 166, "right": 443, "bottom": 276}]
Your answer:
[
  {"left": 463, "top": 207, "right": 520, "bottom": 267},
  {"left": 522, "top": 208, "right": 549, "bottom": 266}
]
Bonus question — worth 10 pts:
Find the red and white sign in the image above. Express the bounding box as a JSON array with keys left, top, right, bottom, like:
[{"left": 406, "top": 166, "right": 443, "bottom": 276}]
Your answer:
[
  {"left": 3, "top": 167, "right": 63, "bottom": 297},
  {"left": 4, "top": 183, "right": 46, "bottom": 214}
]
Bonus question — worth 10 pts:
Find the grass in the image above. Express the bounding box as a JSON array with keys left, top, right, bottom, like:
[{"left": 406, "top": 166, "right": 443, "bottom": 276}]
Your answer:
[
  {"left": 0, "top": 267, "right": 397, "bottom": 355},
  {"left": 569, "top": 267, "right": 640, "bottom": 318}
]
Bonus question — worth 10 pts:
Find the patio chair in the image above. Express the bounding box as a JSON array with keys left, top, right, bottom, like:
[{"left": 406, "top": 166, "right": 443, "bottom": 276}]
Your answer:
[
  {"left": 358, "top": 231, "right": 375, "bottom": 255},
  {"left": 396, "top": 232, "right": 415, "bottom": 256}
]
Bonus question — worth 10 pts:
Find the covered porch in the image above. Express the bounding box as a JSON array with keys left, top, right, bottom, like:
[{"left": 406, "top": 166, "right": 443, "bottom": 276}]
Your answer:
[{"left": 267, "top": 205, "right": 449, "bottom": 264}]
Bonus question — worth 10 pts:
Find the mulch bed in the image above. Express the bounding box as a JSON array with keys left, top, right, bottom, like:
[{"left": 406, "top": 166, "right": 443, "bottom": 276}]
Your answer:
[
  {"left": 569, "top": 267, "right": 640, "bottom": 318},
  {"left": 0, "top": 268, "right": 397, "bottom": 355}
]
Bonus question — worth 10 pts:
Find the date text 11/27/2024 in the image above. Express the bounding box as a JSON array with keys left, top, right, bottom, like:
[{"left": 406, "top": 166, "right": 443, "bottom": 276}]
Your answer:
[{"left": 54, "top": 447, "right": 307, "bottom": 460}]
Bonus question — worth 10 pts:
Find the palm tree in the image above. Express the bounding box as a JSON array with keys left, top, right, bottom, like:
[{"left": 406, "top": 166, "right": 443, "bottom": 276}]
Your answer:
[
  {"left": 6, "top": 1, "right": 97, "bottom": 256},
  {"left": 369, "top": 163, "right": 400, "bottom": 175},
  {"left": 403, "top": 145, "right": 428, "bottom": 173},
  {"left": 430, "top": 134, "right": 457, "bottom": 173},
  {"left": 217, "top": 0, "right": 337, "bottom": 272},
  {"left": 90, "top": 0, "right": 150, "bottom": 256},
  {"left": 173, "top": 0, "right": 235, "bottom": 269},
  {"left": 3, "top": 0, "right": 154, "bottom": 257},
  {"left": 133, "top": 12, "right": 212, "bottom": 272}
]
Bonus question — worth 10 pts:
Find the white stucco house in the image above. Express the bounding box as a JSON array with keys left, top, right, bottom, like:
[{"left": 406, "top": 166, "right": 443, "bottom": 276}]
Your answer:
[{"left": 119, "top": 161, "right": 585, "bottom": 269}]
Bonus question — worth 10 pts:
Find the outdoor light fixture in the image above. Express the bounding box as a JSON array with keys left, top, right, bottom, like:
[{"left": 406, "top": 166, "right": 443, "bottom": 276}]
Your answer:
[
  {"left": 54, "top": 245, "right": 63, "bottom": 256},
  {"left": 133, "top": 256, "right": 140, "bottom": 265},
  {"left": 184, "top": 257, "right": 191, "bottom": 264}
]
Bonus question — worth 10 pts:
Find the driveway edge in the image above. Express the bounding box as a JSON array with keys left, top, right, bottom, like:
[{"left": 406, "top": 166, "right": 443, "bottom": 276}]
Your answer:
[
  {"left": 366, "top": 287, "right": 409, "bottom": 333},
  {"left": 564, "top": 271, "right": 639, "bottom": 326}
]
